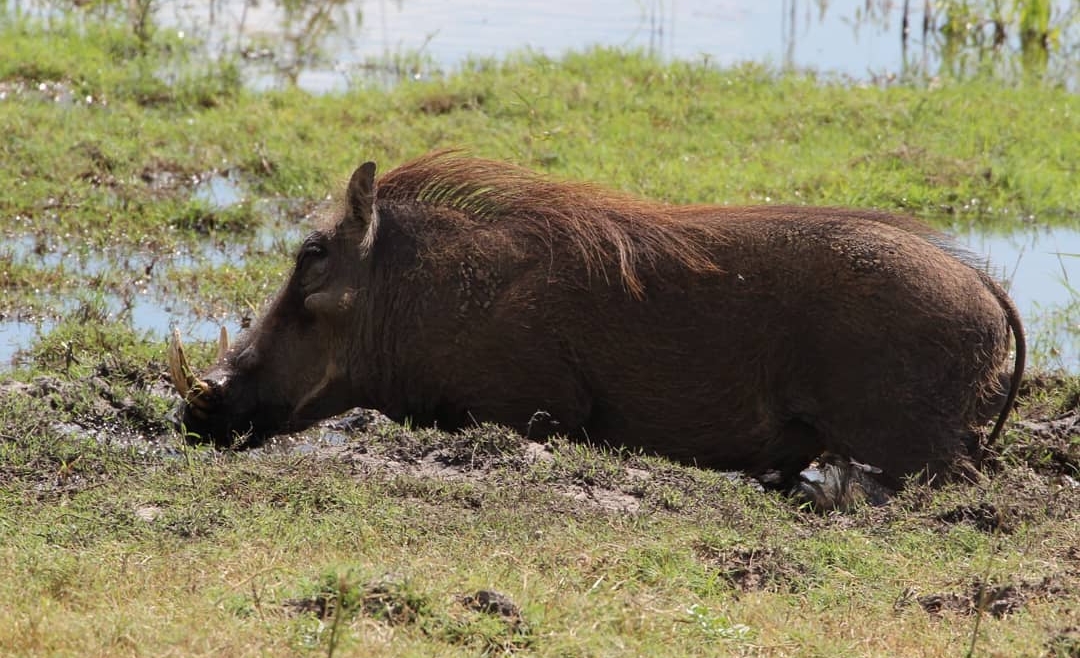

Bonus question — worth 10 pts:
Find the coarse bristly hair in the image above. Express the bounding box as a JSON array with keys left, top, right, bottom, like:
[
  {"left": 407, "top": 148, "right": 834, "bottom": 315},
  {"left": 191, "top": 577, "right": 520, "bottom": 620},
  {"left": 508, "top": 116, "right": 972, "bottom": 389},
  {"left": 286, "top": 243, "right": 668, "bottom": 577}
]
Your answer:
[{"left": 372, "top": 150, "right": 729, "bottom": 298}]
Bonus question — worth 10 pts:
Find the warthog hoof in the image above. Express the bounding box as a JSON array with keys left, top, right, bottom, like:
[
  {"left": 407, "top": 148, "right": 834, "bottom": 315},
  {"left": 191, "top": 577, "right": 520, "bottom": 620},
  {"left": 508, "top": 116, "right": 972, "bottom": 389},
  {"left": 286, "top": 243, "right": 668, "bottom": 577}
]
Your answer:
[{"left": 793, "top": 453, "right": 894, "bottom": 512}]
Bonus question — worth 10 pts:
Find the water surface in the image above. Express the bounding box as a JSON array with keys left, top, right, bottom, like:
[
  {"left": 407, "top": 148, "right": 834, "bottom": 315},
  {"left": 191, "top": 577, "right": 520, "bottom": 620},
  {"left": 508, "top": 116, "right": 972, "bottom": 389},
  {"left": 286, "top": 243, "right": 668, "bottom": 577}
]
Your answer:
[
  {"left": 161, "top": 0, "right": 1077, "bottom": 92},
  {"left": 957, "top": 226, "right": 1080, "bottom": 372}
]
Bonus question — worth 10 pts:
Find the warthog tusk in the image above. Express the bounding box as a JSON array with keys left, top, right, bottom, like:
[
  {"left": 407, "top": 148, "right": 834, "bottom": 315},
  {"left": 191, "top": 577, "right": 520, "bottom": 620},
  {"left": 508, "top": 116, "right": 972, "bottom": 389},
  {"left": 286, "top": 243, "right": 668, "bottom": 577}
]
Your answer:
[
  {"left": 168, "top": 329, "right": 190, "bottom": 398},
  {"left": 168, "top": 329, "right": 213, "bottom": 410},
  {"left": 217, "top": 326, "right": 229, "bottom": 361}
]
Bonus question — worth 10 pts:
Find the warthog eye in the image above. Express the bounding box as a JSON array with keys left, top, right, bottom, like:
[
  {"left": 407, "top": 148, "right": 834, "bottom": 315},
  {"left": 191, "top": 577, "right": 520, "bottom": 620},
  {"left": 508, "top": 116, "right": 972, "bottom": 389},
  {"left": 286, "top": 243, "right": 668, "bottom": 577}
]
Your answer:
[
  {"left": 298, "top": 239, "right": 329, "bottom": 289},
  {"left": 300, "top": 241, "right": 326, "bottom": 260}
]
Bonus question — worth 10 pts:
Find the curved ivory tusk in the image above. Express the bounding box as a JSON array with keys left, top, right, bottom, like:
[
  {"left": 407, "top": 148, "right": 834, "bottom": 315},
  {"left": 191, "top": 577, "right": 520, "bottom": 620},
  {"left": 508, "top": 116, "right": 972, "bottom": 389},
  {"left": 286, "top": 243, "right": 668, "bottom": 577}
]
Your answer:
[
  {"left": 168, "top": 329, "right": 212, "bottom": 403},
  {"left": 168, "top": 329, "right": 190, "bottom": 398},
  {"left": 216, "top": 326, "right": 230, "bottom": 361}
]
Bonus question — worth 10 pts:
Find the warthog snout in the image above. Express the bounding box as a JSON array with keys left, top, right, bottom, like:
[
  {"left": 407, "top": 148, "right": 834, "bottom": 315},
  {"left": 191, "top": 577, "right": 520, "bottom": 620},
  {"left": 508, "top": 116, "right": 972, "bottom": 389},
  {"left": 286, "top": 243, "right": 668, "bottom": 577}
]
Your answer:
[{"left": 168, "top": 328, "right": 242, "bottom": 445}]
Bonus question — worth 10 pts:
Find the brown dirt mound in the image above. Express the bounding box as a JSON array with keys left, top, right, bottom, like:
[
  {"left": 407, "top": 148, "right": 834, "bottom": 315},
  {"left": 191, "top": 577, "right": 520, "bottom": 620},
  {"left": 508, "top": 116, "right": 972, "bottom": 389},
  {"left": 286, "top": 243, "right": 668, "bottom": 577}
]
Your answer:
[{"left": 909, "top": 576, "right": 1073, "bottom": 618}]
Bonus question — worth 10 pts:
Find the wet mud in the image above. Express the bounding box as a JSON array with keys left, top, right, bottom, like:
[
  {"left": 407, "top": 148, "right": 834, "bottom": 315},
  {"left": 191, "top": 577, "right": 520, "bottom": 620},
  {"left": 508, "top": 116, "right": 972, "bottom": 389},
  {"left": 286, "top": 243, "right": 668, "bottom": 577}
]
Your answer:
[{"left": 3, "top": 361, "right": 1078, "bottom": 513}]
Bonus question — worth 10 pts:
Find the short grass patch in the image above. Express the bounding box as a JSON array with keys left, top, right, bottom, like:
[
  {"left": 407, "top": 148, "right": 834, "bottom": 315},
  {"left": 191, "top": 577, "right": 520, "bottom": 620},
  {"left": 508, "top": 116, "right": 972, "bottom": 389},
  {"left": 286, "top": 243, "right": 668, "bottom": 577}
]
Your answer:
[{"left": 1, "top": 366, "right": 1078, "bottom": 656}]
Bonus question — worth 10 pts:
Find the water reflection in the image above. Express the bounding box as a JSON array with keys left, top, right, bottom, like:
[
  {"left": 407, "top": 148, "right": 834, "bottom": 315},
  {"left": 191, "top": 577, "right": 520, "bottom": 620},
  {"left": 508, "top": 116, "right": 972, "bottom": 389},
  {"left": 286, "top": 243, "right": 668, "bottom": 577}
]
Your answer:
[
  {"left": 6, "top": 1, "right": 1075, "bottom": 90},
  {"left": 193, "top": 170, "right": 245, "bottom": 209},
  {"left": 957, "top": 225, "right": 1080, "bottom": 372},
  {"left": 0, "top": 320, "right": 54, "bottom": 369},
  {"left": 122, "top": 0, "right": 1077, "bottom": 91},
  {"left": 958, "top": 225, "right": 1079, "bottom": 311}
]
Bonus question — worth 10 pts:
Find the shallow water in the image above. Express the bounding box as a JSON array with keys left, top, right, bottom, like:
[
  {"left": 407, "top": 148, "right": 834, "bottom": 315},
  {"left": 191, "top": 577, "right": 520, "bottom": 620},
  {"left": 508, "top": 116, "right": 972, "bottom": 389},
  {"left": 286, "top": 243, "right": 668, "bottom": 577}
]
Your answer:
[
  {"left": 957, "top": 225, "right": 1080, "bottom": 372},
  {"left": 193, "top": 170, "right": 245, "bottom": 209},
  {"left": 0, "top": 320, "right": 53, "bottom": 368},
  {"left": 0, "top": 193, "right": 304, "bottom": 369},
  {"left": 958, "top": 225, "right": 1080, "bottom": 313},
  {"left": 11, "top": 0, "right": 1075, "bottom": 89},
  {"left": 148, "top": 0, "right": 1079, "bottom": 92}
]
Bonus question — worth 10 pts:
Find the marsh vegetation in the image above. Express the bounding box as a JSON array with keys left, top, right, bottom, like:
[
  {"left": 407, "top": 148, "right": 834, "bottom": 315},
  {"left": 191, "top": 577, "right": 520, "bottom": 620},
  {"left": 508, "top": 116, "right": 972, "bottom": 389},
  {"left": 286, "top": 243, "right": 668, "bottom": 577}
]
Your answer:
[{"left": 0, "top": 1, "right": 1078, "bottom": 655}]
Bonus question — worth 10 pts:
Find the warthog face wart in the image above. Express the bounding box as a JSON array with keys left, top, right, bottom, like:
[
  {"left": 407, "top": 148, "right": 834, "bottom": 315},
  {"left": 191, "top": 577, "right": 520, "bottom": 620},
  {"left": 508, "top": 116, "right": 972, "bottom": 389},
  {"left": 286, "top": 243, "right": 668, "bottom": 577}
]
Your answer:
[{"left": 170, "top": 151, "right": 1024, "bottom": 501}]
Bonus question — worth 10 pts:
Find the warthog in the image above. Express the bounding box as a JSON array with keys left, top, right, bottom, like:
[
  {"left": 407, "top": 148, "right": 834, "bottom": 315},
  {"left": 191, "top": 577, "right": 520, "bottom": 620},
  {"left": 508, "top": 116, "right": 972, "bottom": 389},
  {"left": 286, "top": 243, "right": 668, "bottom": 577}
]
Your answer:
[{"left": 170, "top": 151, "right": 1024, "bottom": 500}]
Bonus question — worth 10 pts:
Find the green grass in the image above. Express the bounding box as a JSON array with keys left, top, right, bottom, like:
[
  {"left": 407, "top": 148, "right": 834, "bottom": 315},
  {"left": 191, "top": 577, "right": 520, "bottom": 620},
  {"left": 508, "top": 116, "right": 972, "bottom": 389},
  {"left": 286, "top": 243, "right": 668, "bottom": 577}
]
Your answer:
[
  {"left": 1, "top": 379, "right": 1077, "bottom": 656},
  {"left": 1, "top": 11, "right": 1079, "bottom": 658},
  {"left": 2, "top": 20, "right": 1078, "bottom": 234}
]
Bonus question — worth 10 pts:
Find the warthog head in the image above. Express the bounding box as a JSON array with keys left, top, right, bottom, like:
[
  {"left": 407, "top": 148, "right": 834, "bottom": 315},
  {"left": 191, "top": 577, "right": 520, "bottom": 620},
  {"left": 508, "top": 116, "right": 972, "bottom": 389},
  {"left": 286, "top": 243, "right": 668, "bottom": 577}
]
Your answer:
[{"left": 169, "top": 162, "right": 377, "bottom": 446}]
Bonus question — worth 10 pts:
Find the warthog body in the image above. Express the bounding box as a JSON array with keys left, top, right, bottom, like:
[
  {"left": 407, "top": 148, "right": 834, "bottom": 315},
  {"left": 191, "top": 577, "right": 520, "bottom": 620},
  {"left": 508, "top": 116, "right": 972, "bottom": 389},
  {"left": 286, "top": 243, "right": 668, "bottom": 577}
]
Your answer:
[{"left": 172, "top": 151, "right": 1024, "bottom": 493}]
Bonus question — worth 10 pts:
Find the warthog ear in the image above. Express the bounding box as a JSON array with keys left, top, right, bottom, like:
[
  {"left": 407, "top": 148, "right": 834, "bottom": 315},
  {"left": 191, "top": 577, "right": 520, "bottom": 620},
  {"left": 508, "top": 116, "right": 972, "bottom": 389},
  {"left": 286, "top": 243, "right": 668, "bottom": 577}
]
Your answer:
[{"left": 347, "top": 161, "right": 377, "bottom": 228}]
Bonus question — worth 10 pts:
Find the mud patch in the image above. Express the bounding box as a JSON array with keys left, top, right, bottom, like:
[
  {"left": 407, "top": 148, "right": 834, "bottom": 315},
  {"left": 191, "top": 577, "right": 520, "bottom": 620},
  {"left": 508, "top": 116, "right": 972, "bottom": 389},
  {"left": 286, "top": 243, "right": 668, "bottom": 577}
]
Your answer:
[
  {"left": 7, "top": 357, "right": 1080, "bottom": 526},
  {"left": 417, "top": 91, "right": 485, "bottom": 115},
  {"left": 0, "top": 370, "right": 174, "bottom": 443},
  {"left": 1003, "top": 375, "right": 1080, "bottom": 479},
  {"left": 907, "top": 576, "right": 1073, "bottom": 618},
  {"left": 558, "top": 484, "right": 643, "bottom": 514},
  {"left": 453, "top": 589, "right": 533, "bottom": 651},
  {"left": 460, "top": 589, "right": 521, "bottom": 619},
  {"left": 356, "top": 574, "right": 428, "bottom": 625},
  {"left": 694, "top": 544, "right": 808, "bottom": 593},
  {"left": 924, "top": 465, "right": 1080, "bottom": 534},
  {"left": 934, "top": 502, "right": 1014, "bottom": 533},
  {"left": 320, "top": 418, "right": 649, "bottom": 514},
  {"left": 1009, "top": 409, "right": 1080, "bottom": 478},
  {"left": 282, "top": 572, "right": 533, "bottom": 652},
  {"left": 283, "top": 572, "right": 427, "bottom": 625},
  {"left": 1046, "top": 626, "right": 1080, "bottom": 658},
  {"left": 261, "top": 412, "right": 762, "bottom": 517},
  {"left": 330, "top": 419, "right": 535, "bottom": 476}
]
